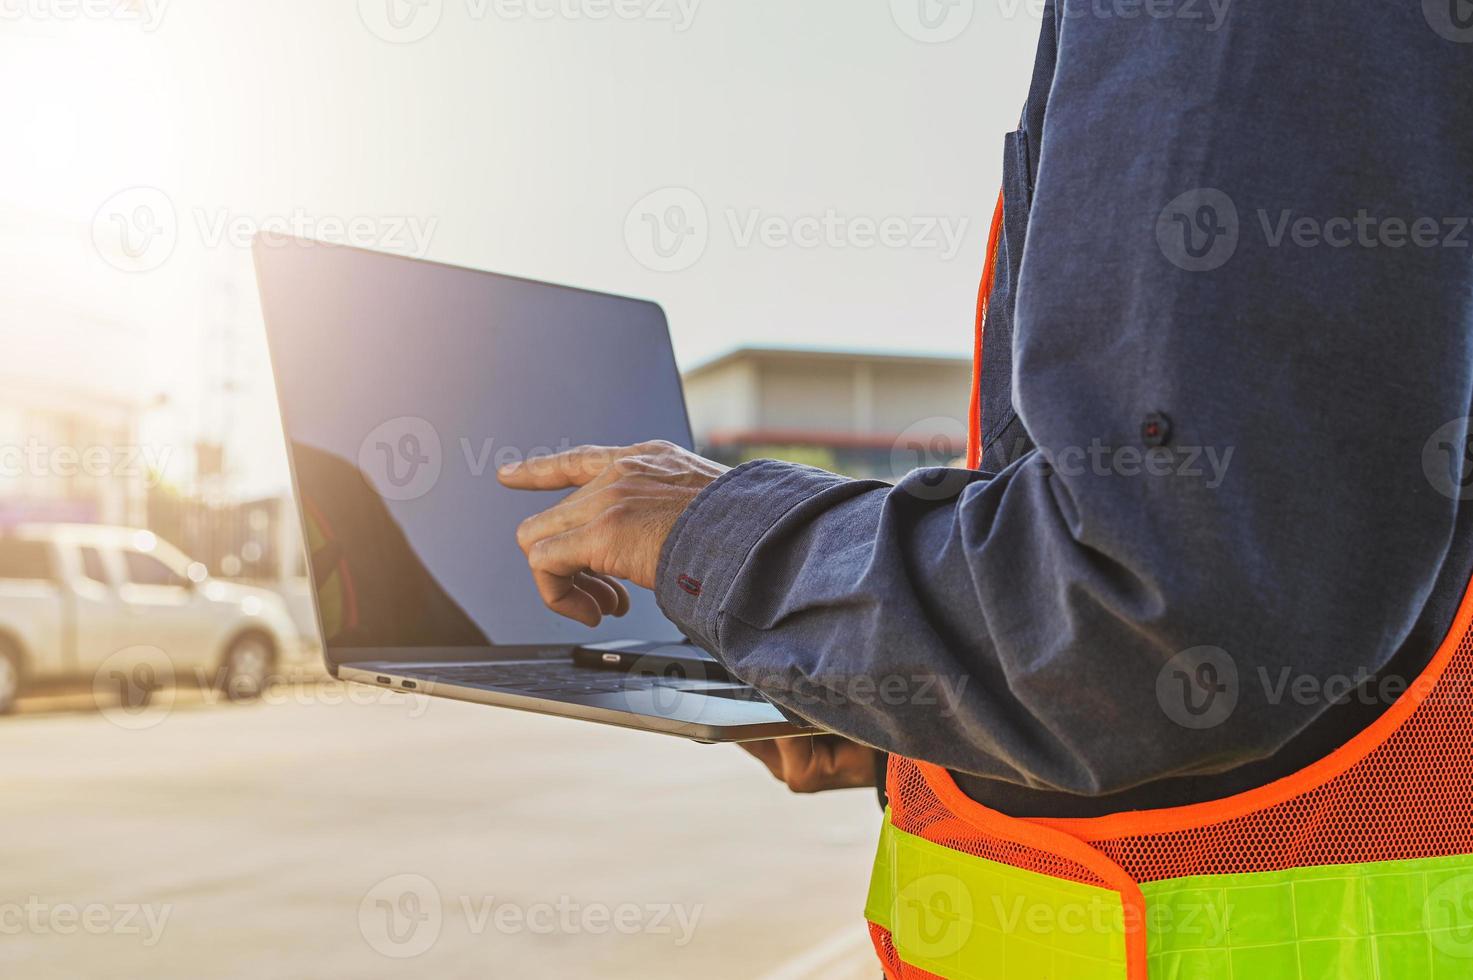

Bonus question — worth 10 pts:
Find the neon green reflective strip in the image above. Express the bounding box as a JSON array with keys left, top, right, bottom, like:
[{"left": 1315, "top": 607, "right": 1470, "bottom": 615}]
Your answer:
[
  {"left": 868, "top": 807, "right": 1473, "bottom": 980},
  {"left": 865, "top": 809, "right": 1130, "bottom": 980},
  {"left": 1140, "top": 853, "right": 1473, "bottom": 979}
]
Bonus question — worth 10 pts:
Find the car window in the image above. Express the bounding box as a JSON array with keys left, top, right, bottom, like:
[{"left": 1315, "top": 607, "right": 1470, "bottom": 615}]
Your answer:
[
  {"left": 0, "top": 539, "right": 54, "bottom": 581},
  {"left": 79, "top": 546, "right": 109, "bottom": 585},
  {"left": 123, "top": 550, "right": 187, "bottom": 588}
]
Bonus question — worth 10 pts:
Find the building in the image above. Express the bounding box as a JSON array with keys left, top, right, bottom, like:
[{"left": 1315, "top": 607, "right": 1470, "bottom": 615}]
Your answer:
[
  {"left": 682, "top": 347, "right": 972, "bottom": 481},
  {"left": 0, "top": 375, "right": 147, "bottom": 528}
]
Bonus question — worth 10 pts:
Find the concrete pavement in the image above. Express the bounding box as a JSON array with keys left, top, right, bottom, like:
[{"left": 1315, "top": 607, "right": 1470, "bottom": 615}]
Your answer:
[{"left": 0, "top": 679, "right": 881, "bottom": 978}]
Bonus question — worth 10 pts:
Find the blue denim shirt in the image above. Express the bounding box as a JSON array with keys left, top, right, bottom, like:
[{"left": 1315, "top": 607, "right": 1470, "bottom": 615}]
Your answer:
[{"left": 656, "top": 0, "right": 1473, "bottom": 815}]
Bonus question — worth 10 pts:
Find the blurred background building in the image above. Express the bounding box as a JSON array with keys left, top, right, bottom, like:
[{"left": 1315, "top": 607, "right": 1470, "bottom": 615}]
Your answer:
[
  {"left": 0, "top": 375, "right": 145, "bottom": 527},
  {"left": 685, "top": 347, "right": 970, "bottom": 479}
]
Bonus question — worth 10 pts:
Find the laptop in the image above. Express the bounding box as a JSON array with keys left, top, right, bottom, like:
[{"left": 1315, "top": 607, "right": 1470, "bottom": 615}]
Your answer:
[{"left": 254, "top": 236, "right": 810, "bottom": 742}]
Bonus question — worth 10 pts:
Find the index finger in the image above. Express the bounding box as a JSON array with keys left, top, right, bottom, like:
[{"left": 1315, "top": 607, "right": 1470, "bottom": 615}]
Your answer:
[{"left": 497, "top": 444, "right": 632, "bottom": 490}]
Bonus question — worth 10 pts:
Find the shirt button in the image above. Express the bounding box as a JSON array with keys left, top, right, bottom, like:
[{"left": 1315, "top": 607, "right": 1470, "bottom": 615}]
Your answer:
[{"left": 1142, "top": 413, "right": 1171, "bottom": 448}]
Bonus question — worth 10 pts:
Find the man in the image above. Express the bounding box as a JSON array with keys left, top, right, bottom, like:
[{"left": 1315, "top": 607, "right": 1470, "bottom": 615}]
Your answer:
[{"left": 503, "top": 2, "right": 1473, "bottom": 975}]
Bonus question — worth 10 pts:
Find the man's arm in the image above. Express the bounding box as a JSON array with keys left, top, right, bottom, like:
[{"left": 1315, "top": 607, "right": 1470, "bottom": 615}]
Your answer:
[{"left": 500, "top": 5, "right": 1473, "bottom": 796}]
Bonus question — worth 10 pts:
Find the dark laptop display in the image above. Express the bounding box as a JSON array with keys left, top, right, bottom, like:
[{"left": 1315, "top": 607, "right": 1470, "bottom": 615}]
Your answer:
[{"left": 256, "top": 240, "right": 690, "bottom": 661}]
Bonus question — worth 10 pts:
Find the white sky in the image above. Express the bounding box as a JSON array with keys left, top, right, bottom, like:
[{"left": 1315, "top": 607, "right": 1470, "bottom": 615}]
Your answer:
[{"left": 0, "top": 0, "right": 1039, "bottom": 493}]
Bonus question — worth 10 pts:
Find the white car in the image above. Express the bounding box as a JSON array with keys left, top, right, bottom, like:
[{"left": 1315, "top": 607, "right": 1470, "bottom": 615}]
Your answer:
[{"left": 0, "top": 524, "right": 302, "bottom": 713}]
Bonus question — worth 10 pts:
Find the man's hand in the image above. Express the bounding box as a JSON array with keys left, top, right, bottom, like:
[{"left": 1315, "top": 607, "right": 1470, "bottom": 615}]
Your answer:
[
  {"left": 741, "top": 736, "right": 881, "bottom": 794},
  {"left": 497, "top": 441, "right": 728, "bottom": 627}
]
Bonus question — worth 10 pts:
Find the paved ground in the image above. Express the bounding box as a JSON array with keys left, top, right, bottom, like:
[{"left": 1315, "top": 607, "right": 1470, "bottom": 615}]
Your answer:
[{"left": 0, "top": 678, "right": 881, "bottom": 978}]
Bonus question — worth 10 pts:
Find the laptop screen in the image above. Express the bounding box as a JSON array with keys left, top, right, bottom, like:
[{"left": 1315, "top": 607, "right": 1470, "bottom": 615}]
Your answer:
[{"left": 255, "top": 239, "right": 691, "bottom": 659}]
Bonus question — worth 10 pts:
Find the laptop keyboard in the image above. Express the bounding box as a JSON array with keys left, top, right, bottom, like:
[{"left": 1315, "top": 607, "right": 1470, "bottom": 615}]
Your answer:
[{"left": 418, "top": 662, "right": 767, "bottom": 702}]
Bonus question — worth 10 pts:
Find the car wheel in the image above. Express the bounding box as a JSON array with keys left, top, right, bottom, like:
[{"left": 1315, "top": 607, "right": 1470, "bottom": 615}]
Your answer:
[
  {"left": 220, "top": 634, "right": 273, "bottom": 701},
  {"left": 0, "top": 641, "right": 20, "bottom": 715}
]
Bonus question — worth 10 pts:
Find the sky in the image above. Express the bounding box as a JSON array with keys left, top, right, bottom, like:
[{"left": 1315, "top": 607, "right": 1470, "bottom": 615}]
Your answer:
[{"left": 0, "top": 0, "right": 1040, "bottom": 493}]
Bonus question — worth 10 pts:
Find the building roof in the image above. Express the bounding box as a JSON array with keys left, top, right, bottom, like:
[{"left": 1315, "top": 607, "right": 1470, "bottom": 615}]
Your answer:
[{"left": 683, "top": 346, "right": 969, "bottom": 381}]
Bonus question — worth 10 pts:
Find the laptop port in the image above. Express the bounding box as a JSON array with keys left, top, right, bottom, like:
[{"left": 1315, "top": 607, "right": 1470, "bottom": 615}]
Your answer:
[
  {"left": 376, "top": 676, "right": 391, "bottom": 685},
  {"left": 401, "top": 680, "right": 418, "bottom": 690}
]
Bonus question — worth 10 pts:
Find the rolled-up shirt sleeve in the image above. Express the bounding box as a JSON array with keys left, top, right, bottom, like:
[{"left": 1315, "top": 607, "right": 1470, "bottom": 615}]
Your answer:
[{"left": 655, "top": 432, "right": 1456, "bottom": 796}]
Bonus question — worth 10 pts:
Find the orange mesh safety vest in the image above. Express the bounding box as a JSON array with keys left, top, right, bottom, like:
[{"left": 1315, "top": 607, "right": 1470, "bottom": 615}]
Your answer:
[{"left": 864, "top": 190, "right": 1473, "bottom": 979}]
